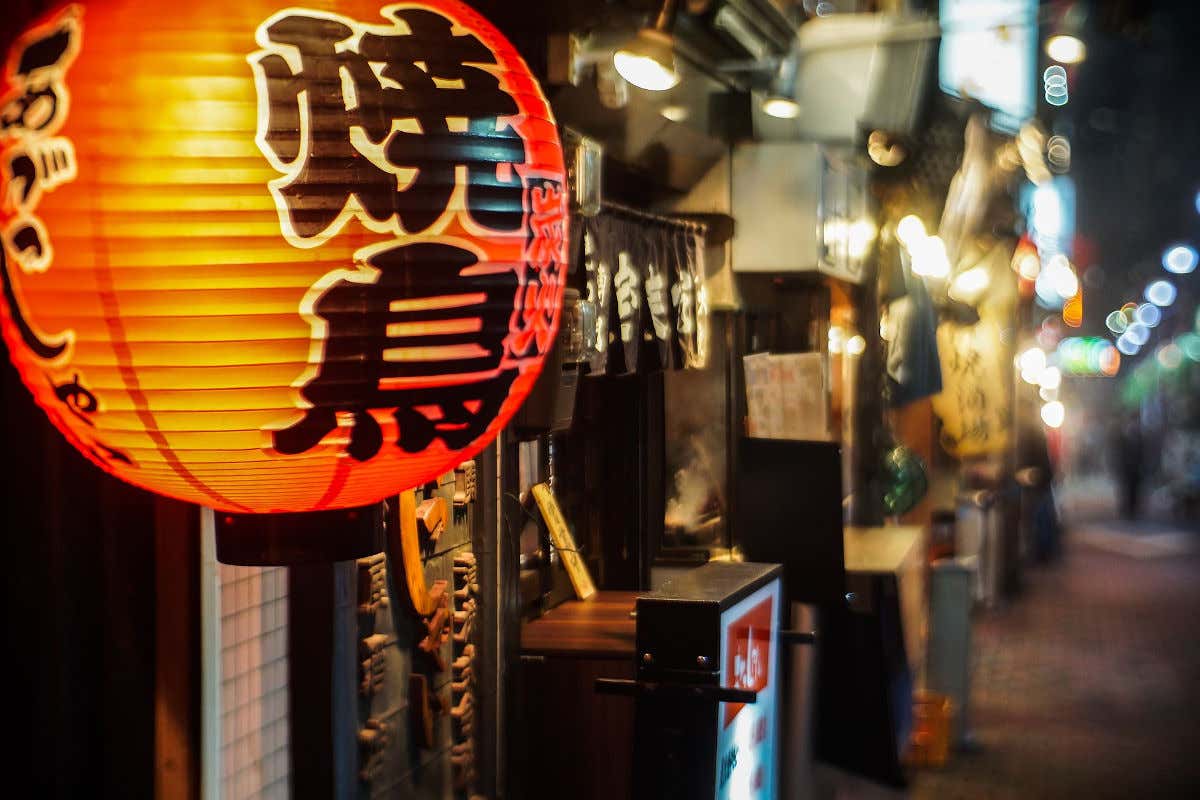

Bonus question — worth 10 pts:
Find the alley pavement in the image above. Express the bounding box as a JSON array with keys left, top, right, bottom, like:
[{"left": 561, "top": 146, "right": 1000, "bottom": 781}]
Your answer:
[{"left": 910, "top": 519, "right": 1200, "bottom": 799}]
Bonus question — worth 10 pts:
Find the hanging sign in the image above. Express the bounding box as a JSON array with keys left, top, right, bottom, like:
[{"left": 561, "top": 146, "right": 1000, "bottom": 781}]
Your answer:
[
  {"left": 582, "top": 216, "right": 612, "bottom": 377},
  {"left": 612, "top": 217, "right": 643, "bottom": 374},
  {"left": 0, "top": 2, "right": 567, "bottom": 513},
  {"left": 931, "top": 319, "right": 1012, "bottom": 458},
  {"left": 644, "top": 234, "right": 674, "bottom": 369}
]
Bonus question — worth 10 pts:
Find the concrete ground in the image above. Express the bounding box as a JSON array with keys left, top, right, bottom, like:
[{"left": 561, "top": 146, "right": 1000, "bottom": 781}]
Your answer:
[{"left": 909, "top": 516, "right": 1200, "bottom": 799}]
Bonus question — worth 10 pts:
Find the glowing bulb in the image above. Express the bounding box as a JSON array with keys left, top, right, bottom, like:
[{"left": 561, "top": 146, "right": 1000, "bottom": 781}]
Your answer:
[
  {"left": 1031, "top": 184, "right": 1064, "bottom": 238},
  {"left": 911, "top": 236, "right": 950, "bottom": 279},
  {"left": 828, "top": 325, "right": 845, "bottom": 354},
  {"left": 1046, "top": 255, "right": 1078, "bottom": 299},
  {"left": 1135, "top": 303, "right": 1161, "bottom": 328},
  {"left": 1163, "top": 244, "right": 1198, "bottom": 274},
  {"left": 1045, "top": 35, "right": 1087, "bottom": 64},
  {"left": 762, "top": 96, "right": 801, "bottom": 119},
  {"left": 846, "top": 335, "right": 866, "bottom": 356},
  {"left": 660, "top": 104, "right": 689, "bottom": 122},
  {"left": 1145, "top": 280, "right": 1176, "bottom": 307},
  {"left": 613, "top": 50, "right": 679, "bottom": 91},
  {"left": 950, "top": 265, "right": 991, "bottom": 303},
  {"left": 896, "top": 215, "right": 926, "bottom": 248},
  {"left": 1040, "top": 400, "right": 1065, "bottom": 429},
  {"left": 1017, "top": 252, "right": 1041, "bottom": 280},
  {"left": 1018, "top": 347, "right": 1046, "bottom": 384},
  {"left": 847, "top": 219, "right": 877, "bottom": 260}
]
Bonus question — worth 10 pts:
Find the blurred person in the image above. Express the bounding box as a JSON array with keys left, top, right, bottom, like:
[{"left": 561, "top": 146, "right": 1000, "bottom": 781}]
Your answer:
[
  {"left": 1017, "top": 391, "right": 1060, "bottom": 561},
  {"left": 1109, "top": 411, "right": 1144, "bottom": 520}
]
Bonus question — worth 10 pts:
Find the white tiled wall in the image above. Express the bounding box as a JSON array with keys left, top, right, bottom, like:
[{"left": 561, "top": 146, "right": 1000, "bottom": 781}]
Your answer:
[{"left": 217, "top": 563, "right": 290, "bottom": 800}]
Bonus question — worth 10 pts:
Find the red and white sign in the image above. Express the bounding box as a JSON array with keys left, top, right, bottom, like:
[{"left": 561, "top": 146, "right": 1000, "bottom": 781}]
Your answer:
[{"left": 717, "top": 579, "right": 780, "bottom": 800}]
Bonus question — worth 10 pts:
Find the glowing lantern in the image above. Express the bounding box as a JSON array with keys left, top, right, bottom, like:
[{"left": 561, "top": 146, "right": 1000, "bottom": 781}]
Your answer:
[{"left": 0, "top": 2, "right": 567, "bottom": 513}]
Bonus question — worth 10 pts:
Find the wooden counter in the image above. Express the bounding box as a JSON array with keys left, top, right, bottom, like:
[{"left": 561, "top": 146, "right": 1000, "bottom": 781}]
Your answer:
[
  {"left": 520, "top": 591, "right": 637, "bottom": 659},
  {"left": 844, "top": 525, "right": 925, "bottom": 575},
  {"left": 516, "top": 592, "right": 639, "bottom": 800}
]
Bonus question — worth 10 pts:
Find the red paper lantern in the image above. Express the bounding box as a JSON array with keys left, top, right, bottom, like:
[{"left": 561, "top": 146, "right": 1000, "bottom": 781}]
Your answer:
[{"left": 0, "top": 1, "right": 567, "bottom": 513}]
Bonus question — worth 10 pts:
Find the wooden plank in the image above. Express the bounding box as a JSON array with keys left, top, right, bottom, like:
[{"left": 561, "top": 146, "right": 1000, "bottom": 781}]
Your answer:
[{"left": 530, "top": 482, "right": 595, "bottom": 600}]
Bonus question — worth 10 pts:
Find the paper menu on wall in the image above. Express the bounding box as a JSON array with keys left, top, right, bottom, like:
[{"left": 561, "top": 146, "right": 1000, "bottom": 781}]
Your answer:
[
  {"left": 744, "top": 351, "right": 828, "bottom": 441},
  {"left": 743, "top": 352, "right": 782, "bottom": 438}
]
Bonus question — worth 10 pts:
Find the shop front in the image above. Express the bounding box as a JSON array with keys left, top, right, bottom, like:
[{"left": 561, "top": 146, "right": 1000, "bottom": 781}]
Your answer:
[{"left": 2, "top": 1, "right": 1045, "bottom": 798}]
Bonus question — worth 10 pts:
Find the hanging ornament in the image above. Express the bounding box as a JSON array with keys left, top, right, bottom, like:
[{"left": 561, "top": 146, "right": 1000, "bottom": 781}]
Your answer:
[{"left": 0, "top": 1, "right": 568, "bottom": 513}]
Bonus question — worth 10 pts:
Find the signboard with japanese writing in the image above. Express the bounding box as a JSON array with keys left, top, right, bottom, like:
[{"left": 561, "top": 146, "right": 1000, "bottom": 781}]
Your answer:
[
  {"left": 932, "top": 319, "right": 1012, "bottom": 457},
  {"left": 716, "top": 578, "right": 780, "bottom": 800},
  {"left": 0, "top": 1, "right": 567, "bottom": 513}
]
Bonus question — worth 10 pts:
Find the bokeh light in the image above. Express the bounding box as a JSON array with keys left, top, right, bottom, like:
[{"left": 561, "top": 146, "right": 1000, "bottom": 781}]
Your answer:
[
  {"left": 1179, "top": 333, "right": 1200, "bottom": 361},
  {"left": 1041, "top": 400, "right": 1066, "bottom": 428},
  {"left": 1019, "top": 347, "right": 1047, "bottom": 383},
  {"left": 1127, "top": 323, "right": 1151, "bottom": 346},
  {"left": 1106, "top": 310, "right": 1129, "bottom": 334},
  {"left": 1145, "top": 280, "right": 1177, "bottom": 307},
  {"left": 1162, "top": 244, "right": 1198, "bottom": 274},
  {"left": 1135, "top": 303, "right": 1162, "bottom": 327},
  {"left": 1157, "top": 343, "right": 1183, "bottom": 369}
]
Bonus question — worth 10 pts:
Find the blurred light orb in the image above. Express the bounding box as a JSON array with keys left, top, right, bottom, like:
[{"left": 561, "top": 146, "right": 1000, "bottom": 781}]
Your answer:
[
  {"left": 1041, "top": 400, "right": 1066, "bottom": 429},
  {"left": 1046, "top": 255, "right": 1079, "bottom": 299},
  {"left": 1017, "top": 252, "right": 1041, "bottom": 280},
  {"left": 950, "top": 266, "right": 991, "bottom": 303},
  {"left": 1127, "top": 322, "right": 1151, "bottom": 346},
  {"left": 1045, "top": 35, "right": 1086, "bottom": 64},
  {"left": 1105, "top": 310, "right": 1129, "bottom": 334},
  {"left": 1179, "top": 333, "right": 1200, "bottom": 362},
  {"left": 896, "top": 215, "right": 927, "bottom": 248},
  {"left": 1099, "top": 345, "right": 1121, "bottom": 376},
  {"left": 1145, "top": 280, "right": 1176, "bottom": 307},
  {"left": 1163, "top": 244, "right": 1198, "bottom": 274},
  {"left": 1135, "top": 303, "right": 1162, "bottom": 328},
  {"left": 660, "top": 104, "right": 689, "bottom": 122},
  {"left": 1039, "top": 366, "right": 1062, "bottom": 391},
  {"left": 1157, "top": 343, "right": 1183, "bottom": 369},
  {"left": 828, "top": 325, "right": 845, "bottom": 354},
  {"left": 846, "top": 335, "right": 867, "bottom": 356},
  {"left": 1116, "top": 333, "right": 1139, "bottom": 356},
  {"left": 911, "top": 236, "right": 950, "bottom": 279},
  {"left": 1018, "top": 347, "right": 1047, "bottom": 383},
  {"left": 762, "top": 96, "right": 802, "bottom": 119}
]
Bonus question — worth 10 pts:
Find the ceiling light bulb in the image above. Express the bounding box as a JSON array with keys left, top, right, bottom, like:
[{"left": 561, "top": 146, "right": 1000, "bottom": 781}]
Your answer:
[
  {"left": 762, "top": 96, "right": 801, "bottom": 119},
  {"left": 613, "top": 29, "right": 679, "bottom": 92},
  {"left": 614, "top": 50, "right": 678, "bottom": 91},
  {"left": 660, "top": 104, "right": 689, "bottom": 122},
  {"left": 1045, "top": 35, "right": 1086, "bottom": 65}
]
